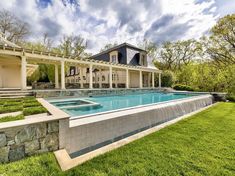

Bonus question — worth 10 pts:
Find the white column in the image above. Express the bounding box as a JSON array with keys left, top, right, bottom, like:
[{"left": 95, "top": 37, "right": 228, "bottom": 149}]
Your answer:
[
  {"left": 61, "top": 60, "right": 65, "bottom": 89},
  {"left": 152, "top": 72, "right": 155, "bottom": 88},
  {"left": 80, "top": 67, "right": 83, "bottom": 89},
  {"left": 89, "top": 64, "right": 93, "bottom": 89},
  {"left": 55, "top": 64, "right": 59, "bottom": 89},
  {"left": 21, "top": 56, "right": 27, "bottom": 90},
  {"left": 126, "top": 68, "right": 129, "bottom": 89},
  {"left": 158, "top": 72, "right": 161, "bottom": 88},
  {"left": 109, "top": 66, "right": 112, "bottom": 89},
  {"left": 99, "top": 68, "right": 102, "bottom": 88},
  {"left": 139, "top": 70, "right": 143, "bottom": 88}
]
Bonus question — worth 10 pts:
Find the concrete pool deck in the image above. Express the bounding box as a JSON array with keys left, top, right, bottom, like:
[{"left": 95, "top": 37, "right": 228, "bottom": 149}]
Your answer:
[{"left": 55, "top": 102, "right": 217, "bottom": 171}]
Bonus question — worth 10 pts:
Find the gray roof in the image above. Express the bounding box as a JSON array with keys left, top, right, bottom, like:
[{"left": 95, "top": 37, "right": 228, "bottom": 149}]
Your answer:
[{"left": 90, "top": 43, "right": 147, "bottom": 59}]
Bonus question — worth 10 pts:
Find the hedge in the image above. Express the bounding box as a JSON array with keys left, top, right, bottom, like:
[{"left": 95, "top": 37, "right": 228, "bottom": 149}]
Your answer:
[{"left": 173, "top": 84, "right": 194, "bottom": 91}]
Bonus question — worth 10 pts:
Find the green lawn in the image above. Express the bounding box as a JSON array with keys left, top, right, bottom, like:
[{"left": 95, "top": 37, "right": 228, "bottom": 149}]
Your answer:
[
  {"left": 0, "top": 97, "right": 47, "bottom": 123},
  {"left": 0, "top": 102, "right": 235, "bottom": 176}
]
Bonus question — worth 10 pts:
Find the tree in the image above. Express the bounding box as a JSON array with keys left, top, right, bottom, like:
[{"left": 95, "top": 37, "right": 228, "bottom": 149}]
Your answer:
[
  {"left": 159, "top": 40, "right": 200, "bottom": 71},
  {"left": 100, "top": 43, "right": 118, "bottom": 52},
  {"left": 138, "top": 39, "right": 158, "bottom": 59},
  {"left": 0, "top": 10, "right": 29, "bottom": 44},
  {"left": 207, "top": 14, "right": 235, "bottom": 65},
  {"left": 59, "top": 35, "right": 87, "bottom": 57},
  {"left": 160, "top": 70, "right": 175, "bottom": 87}
]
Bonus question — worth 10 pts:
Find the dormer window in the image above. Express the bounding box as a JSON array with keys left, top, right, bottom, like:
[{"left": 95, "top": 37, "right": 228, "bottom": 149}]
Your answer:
[
  {"left": 139, "top": 53, "right": 146, "bottom": 66},
  {"left": 109, "top": 51, "right": 118, "bottom": 63}
]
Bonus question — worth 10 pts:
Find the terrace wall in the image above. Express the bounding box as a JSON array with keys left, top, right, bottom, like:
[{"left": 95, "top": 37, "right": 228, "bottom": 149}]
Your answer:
[
  {"left": 60, "top": 95, "right": 213, "bottom": 158},
  {"left": 35, "top": 88, "right": 161, "bottom": 98},
  {"left": 0, "top": 120, "right": 59, "bottom": 163}
]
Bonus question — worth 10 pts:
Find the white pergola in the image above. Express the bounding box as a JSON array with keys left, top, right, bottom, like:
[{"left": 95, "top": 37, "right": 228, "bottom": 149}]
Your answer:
[{"left": 0, "top": 45, "right": 162, "bottom": 90}]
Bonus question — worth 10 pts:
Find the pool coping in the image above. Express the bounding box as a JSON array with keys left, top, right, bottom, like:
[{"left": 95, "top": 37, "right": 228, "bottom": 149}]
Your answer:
[
  {"left": 55, "top": 102, "right": 217, "bottom": 171},
  {"left": 69, "top": 94, "right": 212, "bottom": 127}
]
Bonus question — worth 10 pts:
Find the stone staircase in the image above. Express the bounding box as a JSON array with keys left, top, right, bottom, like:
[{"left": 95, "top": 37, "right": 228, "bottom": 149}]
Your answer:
[{"left": 0, "top": 90, "right": 34, "bottom": 99}]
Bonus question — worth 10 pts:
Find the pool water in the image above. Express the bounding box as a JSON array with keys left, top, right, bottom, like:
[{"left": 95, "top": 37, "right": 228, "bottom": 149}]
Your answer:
[{"left": 48, "top": 92, "right": 196, "bottom": 118}]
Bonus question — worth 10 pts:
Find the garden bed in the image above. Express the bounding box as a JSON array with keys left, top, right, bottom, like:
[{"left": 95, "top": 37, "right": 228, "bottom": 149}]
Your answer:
[{"left": 0, "top": 97, "right": 48, "bottom": 123}]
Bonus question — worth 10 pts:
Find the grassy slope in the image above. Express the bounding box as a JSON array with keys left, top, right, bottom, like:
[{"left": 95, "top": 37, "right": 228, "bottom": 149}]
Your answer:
[{"left": 0, "top": 102, "right": 235, "bottom": 176}]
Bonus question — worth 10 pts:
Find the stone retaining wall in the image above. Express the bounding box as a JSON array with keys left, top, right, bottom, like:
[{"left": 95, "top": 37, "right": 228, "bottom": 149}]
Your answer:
[
  {"left": 35, "top": 88, "right": 160, "bottom": 98},
  {"left": 0, "top": 120, "right": 59, "bottom": 163}
]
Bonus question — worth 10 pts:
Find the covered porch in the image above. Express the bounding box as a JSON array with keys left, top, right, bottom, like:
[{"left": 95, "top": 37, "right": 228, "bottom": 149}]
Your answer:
[{"left": 0, "top": 45, "right": 162, "bottom": 91}]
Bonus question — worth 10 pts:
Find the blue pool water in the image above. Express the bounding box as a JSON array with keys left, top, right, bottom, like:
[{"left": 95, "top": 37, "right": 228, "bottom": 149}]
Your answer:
[{"left": 48, "top": 92, "right": 195, "bottom": 117}]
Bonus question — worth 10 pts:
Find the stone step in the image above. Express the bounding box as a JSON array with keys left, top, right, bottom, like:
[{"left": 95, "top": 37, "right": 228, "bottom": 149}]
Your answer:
[
  {"left": 0, "top": 93, "right": 33, "bottom": 96},
  {"left": 0, "top": 91, "right": 31, "bottom": 94},
  {"left": 0, "top": 91, "right": 34, "bottom": 98},
  {"left": 0, "top": 96, "right": 27, "bottom": 99}
]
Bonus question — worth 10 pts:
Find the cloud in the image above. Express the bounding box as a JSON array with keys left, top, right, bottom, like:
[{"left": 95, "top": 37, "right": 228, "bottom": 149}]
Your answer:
[
  {"left": 144, "top": 15, "right": 193, "bottom": 43},
  {"left": 40, "top": 18, "right": 62, "bottom": 38},
  {"left": 0, "top": 0, "right": 233, "bottom": 54}
]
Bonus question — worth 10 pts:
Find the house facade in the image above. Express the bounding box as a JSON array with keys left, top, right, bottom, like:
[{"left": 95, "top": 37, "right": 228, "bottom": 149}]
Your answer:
[
  {"left": 65, "top": 43, "right": 159, "bottom": 89},
  {"left": 0, "top": 37, "right": 161, "bottom": 90}
]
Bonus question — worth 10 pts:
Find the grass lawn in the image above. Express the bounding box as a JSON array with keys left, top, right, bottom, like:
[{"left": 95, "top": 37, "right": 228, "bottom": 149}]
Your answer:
[
  {"left": 0, "top": 97, "right": 47, "bottom": 123},
  {"left": 0, "top": 102, "right": 235, "bottom": 176}
]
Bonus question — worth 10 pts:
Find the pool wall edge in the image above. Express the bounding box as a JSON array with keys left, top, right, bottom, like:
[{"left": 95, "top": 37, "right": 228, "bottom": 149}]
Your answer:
[{"left": 59, "top": 94, "right": 213, "bottom": 156}]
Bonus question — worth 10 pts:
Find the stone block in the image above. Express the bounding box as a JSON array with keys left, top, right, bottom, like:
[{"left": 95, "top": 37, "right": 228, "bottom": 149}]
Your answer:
[
  {"left": 7, "top": 140, "right": 15, "bottom": 146},
  {"left": 40, "top": 133, "right": 59, "bottom": 151},
  {"left": 36, "top": 123, "right": 47, "bottom": 138},
  {"left": 0, "top": 133, "right": 6, "bottom": 147},
  {"left": 25, "top": 140, "right": 40, "bottom": 154},
  {"left": 9, "top": 146, "right": 25, "bottom": 162},
  {"left": 0, "top": 146, "right": 9, "bottom": 163},
  {"left": 15, "top": 126, "right": 37, "bottom": 144},
  {"left": 48, "top": 121, "right": 59, "bottom": 133}
]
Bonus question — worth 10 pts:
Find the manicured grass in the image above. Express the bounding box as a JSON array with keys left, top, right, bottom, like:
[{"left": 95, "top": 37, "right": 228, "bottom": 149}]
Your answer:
[
  {"left": 0, "top": 114, "right": 24, "bottom": 123},
  {"left": 0, "top": 97, "right": 48, "bottom": 122},
  {"left": 0, "top": 103, "right": 235, "bottom": 175},
  {"left": 23, "top": 106, "right": 47, "bottom": 116}
]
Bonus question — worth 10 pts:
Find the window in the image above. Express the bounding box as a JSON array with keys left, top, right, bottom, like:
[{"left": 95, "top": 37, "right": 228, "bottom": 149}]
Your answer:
[
  {"left": 111, "top": 55, "right": 117, "bottom": 63},
  {"left": 109, "top": 51, "right": 118, "bottom": 63},
  {"left": 139, "top": 54, "right": 146, "bottom": 66},
  {"left": 102, "top": 76, "right": 105, "bottom": 81},
  {"left": 70, "top": 67, "right": 75, "bottom": 76}
]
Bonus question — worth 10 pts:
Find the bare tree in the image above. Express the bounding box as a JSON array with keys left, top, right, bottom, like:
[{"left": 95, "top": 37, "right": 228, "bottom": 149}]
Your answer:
[
  {"left": 206, "top": 14, "right": 235, "bottom": 65},
  {"left": 0, "top": 10, "right": 30, "bottom": 44},
  {"left": 159, "top": 40, "right": 200, "bottom": 70},
  {"left": 100, "top": 43, "right": 118, "bottom": 52},
  {"left": 59, "top": 35, "right": 87, "bottom": 57}
]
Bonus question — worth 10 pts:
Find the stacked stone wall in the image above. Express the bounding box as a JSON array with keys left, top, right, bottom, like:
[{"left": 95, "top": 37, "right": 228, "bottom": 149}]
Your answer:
[{"left": 0, "top": 121, "right": 59, "bottom": 163}]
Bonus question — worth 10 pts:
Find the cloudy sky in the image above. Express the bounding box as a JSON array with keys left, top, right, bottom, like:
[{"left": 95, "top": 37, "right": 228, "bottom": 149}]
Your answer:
[{"left": 0, "top": 0, "right": 234, "bottom": 53}]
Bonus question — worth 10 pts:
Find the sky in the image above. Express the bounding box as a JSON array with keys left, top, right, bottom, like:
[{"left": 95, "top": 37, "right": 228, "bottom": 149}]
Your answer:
[{"left": 0, "top": 0, "right": 234, "bottom": 54}]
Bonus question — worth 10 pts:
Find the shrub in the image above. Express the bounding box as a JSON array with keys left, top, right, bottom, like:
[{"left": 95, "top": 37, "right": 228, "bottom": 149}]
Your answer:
[
  {"left": 23, "top": 106, "right": 47, "bottom": 116},
  {"left": 226, "top": 94, "right": 235, "bottom": 102},
  {"left": 173, "top": 84, "right": 194, "bottom": 91},
  {"left": 161, "top": 71, "right": 175, "bottom": 87}
]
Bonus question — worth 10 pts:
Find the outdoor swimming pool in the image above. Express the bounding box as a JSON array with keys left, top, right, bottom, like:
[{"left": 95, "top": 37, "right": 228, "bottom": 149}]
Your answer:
[{"left": 48, "top": 92, "right": 196, "bottom": 118}]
